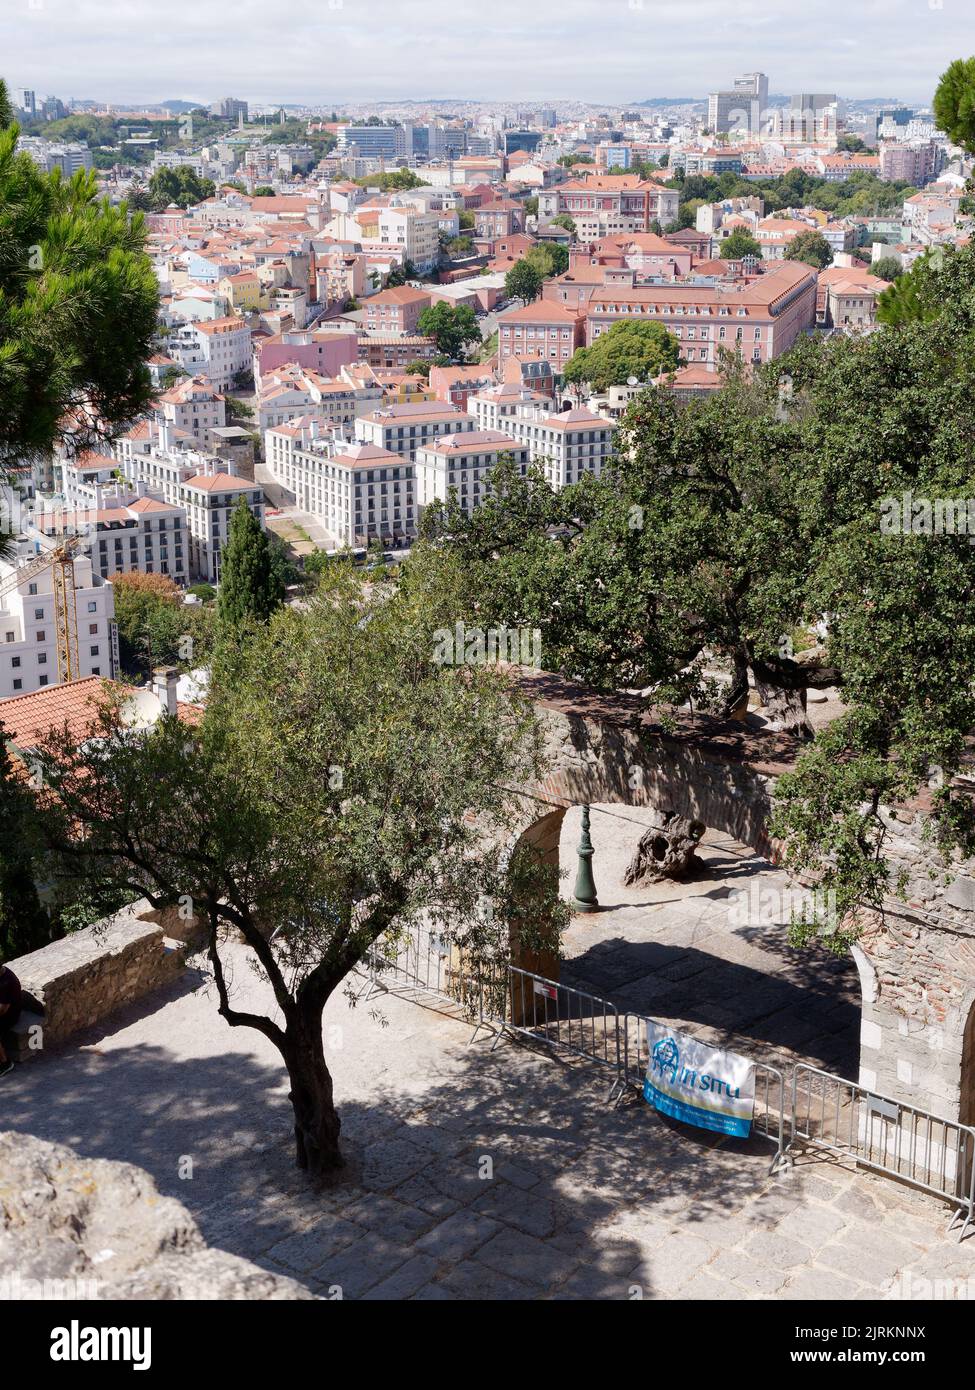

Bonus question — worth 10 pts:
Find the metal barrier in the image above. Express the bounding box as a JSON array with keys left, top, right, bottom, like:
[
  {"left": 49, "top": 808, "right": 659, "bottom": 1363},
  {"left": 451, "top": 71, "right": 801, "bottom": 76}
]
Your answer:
[
  {"left": 614, "top": 1011, "right": 790, "bottom": 1174},
  {"left": 362, "top": 922, "right": 486, "bottom": 1028},
  {"left": 487, "top": 966, "right": 622, "bottom": 1076},
  {"left": 790, "top": 1064, "right": 975, "bottom": 1240}
]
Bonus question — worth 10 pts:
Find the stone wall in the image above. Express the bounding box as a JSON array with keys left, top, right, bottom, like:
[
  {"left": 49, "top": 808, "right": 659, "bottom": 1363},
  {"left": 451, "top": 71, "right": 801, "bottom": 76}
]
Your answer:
[
  {"left": 0, "top": 1131, "right": 313, "bottom": 1300},
  {"left": 8, "top": 900, "right": 195, "bottom": 1055}
]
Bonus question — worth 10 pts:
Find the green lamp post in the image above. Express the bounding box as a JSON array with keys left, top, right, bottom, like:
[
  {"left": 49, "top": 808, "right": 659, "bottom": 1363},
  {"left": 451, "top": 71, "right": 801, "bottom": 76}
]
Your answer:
[{"left": 571, "top": 804, "right": 599, "bottom": 913}]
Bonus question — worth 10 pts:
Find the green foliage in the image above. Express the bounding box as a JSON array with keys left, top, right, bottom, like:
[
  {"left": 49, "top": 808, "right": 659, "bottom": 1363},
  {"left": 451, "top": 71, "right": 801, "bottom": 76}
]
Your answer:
[
  {"left": 420, "top": 239, "right": 975, "bottom": 951},
  {"left": 563, "top": 320, "right": 681, "bottom": 391},
  {"left": 33, "top": 556, "right": 553, "bottom": 1170},
  {"left": 550, "top": 213, "right": 576, "bottom": 235},
  {"left": 720, "top": 229, "right": 762, "bottom": 260},
  {"left": 352, "top": 168, "right": 429, "bottom": 192},
  {"left": 253, "top": 185, "right": 275, "bottom": 197},
  {"left": 0, "top": 80, "right": 13, "bottom": 132},
  {"left": 871, "top": 256, "right": 903, "bottom": 283},
  {"left": 933, "top": 55, "right": 975, "bottom": 152},
  {"left": 0, "top": 727, "right": 53, "bottom": 961},
  {"left": 876, "top": 248, "right": 945, "bottom": 326},
  {"left": 187, "top": 582, "right": 217, "bottom": 604},
  {"left": 0, "top": 122, "right": 160, "bottom": 468},
  {"left": 525, "top": 243, "right": 569, "bottom": 278},
  {"left": 415, "top": 302, "right": 481, "bottom": 359},
  {"left": 217, "top": 501, "right": 286, "bottom": 629},
  {"left": 784, "top": 229, "right": 834, "bottom": 270},
  {"left": 146, "top": 166, "right": 216, "bottom": 211},
  {"left": 112, "top": 572, "right": 217, "bottom": 674},
  {"left": 504, "top": 258, "right": 544, "bottom": 303},
  {"left": 673, "top": 166, "right": 914, "bottom": 219}
]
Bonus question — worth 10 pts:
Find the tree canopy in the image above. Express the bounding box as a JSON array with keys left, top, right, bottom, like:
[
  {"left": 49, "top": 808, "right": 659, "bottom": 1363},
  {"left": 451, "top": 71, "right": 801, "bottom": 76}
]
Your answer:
[
  {"left": 784, "top": 229, "right": 834, "bottom": 270},
  {"left": 720, "top": 229, "right": 762, "bottom": 260},
  {"left": 0, "top": 108, "right": 159, "bottom": 468},
  {"left": 416, "top": 302, "right": 481, "bottom": 360},
  {"left": 933, "top": 55, "right": 975, "bottom": 151},
  {"left": 563, "top": 320, "right": 681, "bottom": 391},
  {"left": 33, "top": 556, "right": 559, "bottom": 1172},
  {"left": 419, "top": 238, "right": 975, "bottom": 951},
  {"left": 217, "top": 500, "right": 286, "bottom": 629}
]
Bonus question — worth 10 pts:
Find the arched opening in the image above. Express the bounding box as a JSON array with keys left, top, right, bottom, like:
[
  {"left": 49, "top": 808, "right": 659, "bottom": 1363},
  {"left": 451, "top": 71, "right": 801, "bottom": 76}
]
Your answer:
[{"left": 542, "top": 801, "right": 863, "bottom": 1078}]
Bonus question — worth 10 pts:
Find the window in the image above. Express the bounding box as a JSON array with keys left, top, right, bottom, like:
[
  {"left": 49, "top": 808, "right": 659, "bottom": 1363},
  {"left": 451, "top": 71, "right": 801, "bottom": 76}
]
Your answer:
[
  {"left": 87, "top": 602, "right": 97, "bottom": 613},
  {"left": 90, "top": 645, "right": 99, "bottom": 656},
  {"left": 34, "top": 607, "right": 44, "bottom": 620},
  {"left": 39, "top": 675, "right": 48, "bottom": 686}
]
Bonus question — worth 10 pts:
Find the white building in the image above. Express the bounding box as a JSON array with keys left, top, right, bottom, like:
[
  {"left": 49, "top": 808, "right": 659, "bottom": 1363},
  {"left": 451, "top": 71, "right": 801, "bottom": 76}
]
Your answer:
[
  {"left": 414, "top": 431, "right": 530, "bottom": 517},
  {"left": 470, "top": 387, "right": 615, "bottom": 488},
  {"left": 180, "top": 469, "right": 265, "bottom": 584},
  {"left": 0, "top": 551, "right": 116, "bottom": 698},
  {"left": 281, "top": 432, "right": 416, "bottom": 548},
  {"left": 355, "top": 402, "right": 478, "bottom": 461},
  {"left": 168, "top": 317, "right": 252, "bottom": 390}
]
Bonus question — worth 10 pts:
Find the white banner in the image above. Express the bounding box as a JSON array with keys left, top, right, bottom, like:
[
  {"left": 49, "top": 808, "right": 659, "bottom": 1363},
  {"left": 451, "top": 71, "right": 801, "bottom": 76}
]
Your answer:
[{"left": 643, "top": 1022, "right": 755, "bottom": 1138}]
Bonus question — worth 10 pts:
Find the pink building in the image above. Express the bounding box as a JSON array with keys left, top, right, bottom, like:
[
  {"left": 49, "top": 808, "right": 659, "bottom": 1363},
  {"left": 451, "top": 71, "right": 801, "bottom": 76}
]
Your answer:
[
  {"left": 497, "top": 301, "right": 587, "bottom": 367},
  {"left": 253, "top": 327, "right": 359, "bottom": 389},
  {"left": 363, "top": 286, "right": 433, "bottom": 335}
]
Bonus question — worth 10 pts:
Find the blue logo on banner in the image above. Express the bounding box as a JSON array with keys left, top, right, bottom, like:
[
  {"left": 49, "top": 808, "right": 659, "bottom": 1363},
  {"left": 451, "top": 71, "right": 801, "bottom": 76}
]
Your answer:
[{"left": 643, "top": 1034, "right": 752, "bottom": 1138}]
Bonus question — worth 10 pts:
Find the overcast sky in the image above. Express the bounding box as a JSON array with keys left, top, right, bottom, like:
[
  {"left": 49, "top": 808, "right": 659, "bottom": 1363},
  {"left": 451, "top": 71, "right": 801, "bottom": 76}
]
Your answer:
[{"left": 1, "top": 0, "right": 967, "bottom": 107}]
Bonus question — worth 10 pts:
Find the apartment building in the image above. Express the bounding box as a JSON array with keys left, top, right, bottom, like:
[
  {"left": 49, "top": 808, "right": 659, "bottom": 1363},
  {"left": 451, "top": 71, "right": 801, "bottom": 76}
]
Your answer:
[
  {"left": 34, "top": 495, "right": 190, "bottom": 585},
  {"left": 156, "top": 375, "right": 227, "bottom": 447},
  {"left": 469, "top": 387, "right": 614, "bottom": 488},
  {"left": 496, "top": 301, "right": 586, "bottom": 366},
  {"left": 816, "top": 266, "right": 886, "bottom": 332},
  {"left": 584, "top": 261, "right": 818, "bottom": 370},
  {"left": 354, "top": 402, "right": 479, "bottom": 461},
  {"left": 276, "top": 428, "right": 416, "bottom": 547},
  {"left": 180, "top": 469, "right": 265, "bottom": 583},
  {"left": 363, "top": 286, "right": 433, "bottom": 336},
  {"left": 880, "top": 141, "right": 945, "bottom": 187},
  {"left": 0, "top": 551, "right": 116, "bottom": 698},
  {"left": 414, "top": 431, "right": 530, "bottom": 516},
  {"left": 253, "top": 326, "right": 359, "bottom": 389},
  {"left": 538, "top": 175, "right": 680, "bottom": 240},
  {"left": 378, "top": 205, "right": 441, "bottom": 272},
  {"left": 257, "top": 368, "right": 361, "bottom": 432},
  {"left": 170, "top": 317, "right": 252, "bottom": 389}
]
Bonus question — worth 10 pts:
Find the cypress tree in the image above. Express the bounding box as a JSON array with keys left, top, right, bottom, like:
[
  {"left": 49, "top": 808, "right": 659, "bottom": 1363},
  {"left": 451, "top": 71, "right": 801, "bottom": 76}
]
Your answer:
[{"left": 217, "top": 500, "right": 285, "bottom": 629}]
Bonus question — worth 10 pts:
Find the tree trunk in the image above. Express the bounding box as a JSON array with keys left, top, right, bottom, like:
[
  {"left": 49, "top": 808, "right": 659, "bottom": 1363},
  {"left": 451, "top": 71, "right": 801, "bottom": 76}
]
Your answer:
[
  {"left": 283, "top": 1019, "right": 344, "bottom": 1176},
  {"left": 753, "top": 676, "right": 813, "bottom": 739}
]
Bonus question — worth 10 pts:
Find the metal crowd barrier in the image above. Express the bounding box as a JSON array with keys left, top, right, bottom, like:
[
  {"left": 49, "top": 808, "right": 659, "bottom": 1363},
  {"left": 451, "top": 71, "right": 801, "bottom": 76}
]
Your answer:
[
  {"left": 488, "top": 966, "right": 622, "bottom": 1077},
  {"left": 789, "top": 1064, "right": 975, "bottom": 1240},
  {"left": 361, "top": 940, "right": 974, "bottom": 1237},
  {"left": 614, "top": 1011, "right": 789, "bottom": 1173}
]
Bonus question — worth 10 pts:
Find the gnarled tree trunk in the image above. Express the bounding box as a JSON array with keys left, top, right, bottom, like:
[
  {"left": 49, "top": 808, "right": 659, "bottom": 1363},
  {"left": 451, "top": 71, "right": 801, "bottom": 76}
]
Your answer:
[
  {"left": 283, "top": 1017, "right": 343, "bottom": 1175},
  {"left": 624, "top": 809, "right": 706, "bottom": 885}
]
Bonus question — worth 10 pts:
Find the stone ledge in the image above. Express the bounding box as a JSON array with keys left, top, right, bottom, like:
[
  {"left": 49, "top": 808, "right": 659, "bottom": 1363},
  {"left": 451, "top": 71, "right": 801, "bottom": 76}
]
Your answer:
[{"left": 7, "top": 899, "right": 189, "bottom": 1053}]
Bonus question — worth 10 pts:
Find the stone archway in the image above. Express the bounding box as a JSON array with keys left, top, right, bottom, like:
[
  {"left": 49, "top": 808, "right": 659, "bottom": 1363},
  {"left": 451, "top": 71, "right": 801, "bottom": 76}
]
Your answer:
[{"left": 504, "top": 669, "right": 975, "bottom": 1131}]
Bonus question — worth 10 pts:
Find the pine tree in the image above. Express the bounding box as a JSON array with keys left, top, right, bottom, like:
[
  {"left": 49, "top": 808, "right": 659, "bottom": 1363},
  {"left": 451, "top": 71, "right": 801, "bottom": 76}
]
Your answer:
[
  {"left": 0, "top": 726, "right": 51, "bottom": 961},
  {"left": 217, "top": 501, "right": 285, "bottom": 629}
]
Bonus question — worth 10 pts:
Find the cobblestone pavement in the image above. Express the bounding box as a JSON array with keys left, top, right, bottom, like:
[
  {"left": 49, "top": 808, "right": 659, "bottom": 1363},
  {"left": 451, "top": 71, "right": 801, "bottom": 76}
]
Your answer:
[
  {"left": 4, "top": 934, "right": 975, "bottom": 1300},
  {"left": 558, "top": 810, "right": 861, "bottom": 1079}
]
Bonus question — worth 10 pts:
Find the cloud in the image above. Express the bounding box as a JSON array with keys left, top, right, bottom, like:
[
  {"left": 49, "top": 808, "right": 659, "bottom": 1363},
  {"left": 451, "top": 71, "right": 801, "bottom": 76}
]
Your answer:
[{"left": 2, "top": 0, "right": 968, "bottom": 105}]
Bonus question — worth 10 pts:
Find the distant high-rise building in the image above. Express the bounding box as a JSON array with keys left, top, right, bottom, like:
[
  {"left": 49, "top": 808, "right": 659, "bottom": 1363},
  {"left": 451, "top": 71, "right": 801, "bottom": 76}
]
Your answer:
[
  {"left": 503, "top": 130, "right": 542, "bottom": 156},
  {"left": 20, "top": 89, "right": 36, "bottom": 118},
  {"left": 707, "top": 71, "right": 768, "bottom": 135},
  {"left": 335, "top": 124, "right": 405, "bottom": 160},
  {"left": 211, "top": 97, "right": 248, "bottom": 123}
]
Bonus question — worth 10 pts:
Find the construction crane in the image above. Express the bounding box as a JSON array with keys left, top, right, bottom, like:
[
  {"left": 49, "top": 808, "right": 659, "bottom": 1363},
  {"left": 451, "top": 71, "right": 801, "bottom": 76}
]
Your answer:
[{"left": 0, "top": 531, "right": 84, "bottom": 684}]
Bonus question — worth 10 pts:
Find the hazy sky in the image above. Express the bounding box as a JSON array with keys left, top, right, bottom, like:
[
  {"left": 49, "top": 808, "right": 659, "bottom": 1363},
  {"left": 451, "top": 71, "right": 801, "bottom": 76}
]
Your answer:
[{"left": 1, "top": 0, "right": 968, "bottom": 106}]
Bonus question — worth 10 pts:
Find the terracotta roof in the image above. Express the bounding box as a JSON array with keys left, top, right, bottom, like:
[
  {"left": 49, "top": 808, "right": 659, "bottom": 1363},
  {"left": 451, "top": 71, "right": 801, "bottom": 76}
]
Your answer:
[
  {"left": 181, "top": 473, "right": 256, "bottom": 493},
  {"left": 0, "top": 678, "right": 107, "bottom": 750}
]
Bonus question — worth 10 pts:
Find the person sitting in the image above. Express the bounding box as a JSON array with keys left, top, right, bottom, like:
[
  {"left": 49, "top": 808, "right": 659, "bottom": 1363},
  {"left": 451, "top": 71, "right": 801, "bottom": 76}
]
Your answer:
[{"left": 0, "top": 964, "right": 23, "bottom": 1078}]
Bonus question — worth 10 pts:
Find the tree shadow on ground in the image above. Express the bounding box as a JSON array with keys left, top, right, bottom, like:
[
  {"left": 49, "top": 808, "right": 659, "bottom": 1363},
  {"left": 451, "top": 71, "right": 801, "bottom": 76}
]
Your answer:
[{"left": 0, "top": 972, "right": 818, "bottom": 1301}]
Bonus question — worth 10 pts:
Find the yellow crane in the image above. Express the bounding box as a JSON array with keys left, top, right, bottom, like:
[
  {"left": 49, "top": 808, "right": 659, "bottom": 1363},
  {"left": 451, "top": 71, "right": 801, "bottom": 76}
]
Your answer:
[{"left": 0, "top": 532, "right": 83, "bottom": 684}]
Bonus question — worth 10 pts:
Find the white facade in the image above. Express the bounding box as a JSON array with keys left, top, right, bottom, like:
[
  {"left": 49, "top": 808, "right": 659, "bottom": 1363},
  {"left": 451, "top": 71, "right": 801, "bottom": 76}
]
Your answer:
[
  {"left": 0, "top": 552, "right": 116, "bottom": 698},
  {"left": 414, "top": 432, "right": 530, "bottom": 516},
  {"left": 470, "top": 389, "right": 614, "bottom": 488}
]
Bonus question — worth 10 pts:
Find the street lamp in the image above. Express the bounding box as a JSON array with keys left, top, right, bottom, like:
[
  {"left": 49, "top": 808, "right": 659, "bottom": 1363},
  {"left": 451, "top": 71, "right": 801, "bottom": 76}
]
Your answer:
[{"left": 571, "top": 804, "right": 599, "bottom": 913}]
